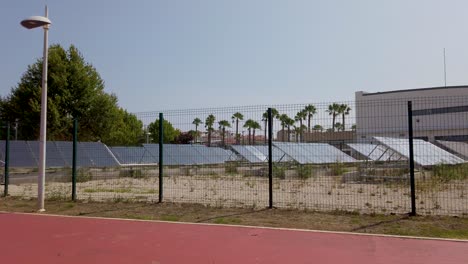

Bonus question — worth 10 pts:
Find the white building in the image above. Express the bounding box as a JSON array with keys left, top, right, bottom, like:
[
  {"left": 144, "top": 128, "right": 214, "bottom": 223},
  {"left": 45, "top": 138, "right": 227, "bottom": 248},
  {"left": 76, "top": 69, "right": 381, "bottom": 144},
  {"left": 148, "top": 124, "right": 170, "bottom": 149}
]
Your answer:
[{"left": 355, "top": 86, "right": 468, "bottom": 142}]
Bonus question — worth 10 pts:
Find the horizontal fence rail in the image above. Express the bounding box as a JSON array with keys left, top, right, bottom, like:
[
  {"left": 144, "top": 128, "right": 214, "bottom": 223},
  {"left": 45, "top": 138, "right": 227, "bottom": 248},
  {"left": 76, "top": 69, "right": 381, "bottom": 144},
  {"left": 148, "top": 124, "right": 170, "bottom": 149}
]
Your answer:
[{"left": 1, "top": 97, "right": 468, "bottom": 216}]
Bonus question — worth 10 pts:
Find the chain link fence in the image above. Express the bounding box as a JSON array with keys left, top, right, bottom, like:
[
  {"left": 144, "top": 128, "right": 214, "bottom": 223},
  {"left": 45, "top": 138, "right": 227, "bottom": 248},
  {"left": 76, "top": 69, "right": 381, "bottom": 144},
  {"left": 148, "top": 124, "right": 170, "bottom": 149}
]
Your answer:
[{"left": 1, "top": 96, "right": 468, "bottom": 216}]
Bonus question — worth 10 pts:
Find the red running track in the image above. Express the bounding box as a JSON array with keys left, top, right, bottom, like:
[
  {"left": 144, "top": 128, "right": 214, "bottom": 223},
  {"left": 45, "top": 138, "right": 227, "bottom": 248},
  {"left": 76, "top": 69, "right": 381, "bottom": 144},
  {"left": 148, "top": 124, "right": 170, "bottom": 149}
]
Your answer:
[{"left": 0, "top": 212, "right": 467, "bottom": 264}]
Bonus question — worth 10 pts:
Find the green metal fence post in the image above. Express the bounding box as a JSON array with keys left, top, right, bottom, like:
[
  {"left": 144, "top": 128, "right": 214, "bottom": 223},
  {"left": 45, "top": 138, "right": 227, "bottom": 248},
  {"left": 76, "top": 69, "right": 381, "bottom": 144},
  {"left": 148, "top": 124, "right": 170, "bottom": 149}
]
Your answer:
[
  {"left": 159, "top": 113, "right": 164, "bottom": 203},
  {"left": 72, "top": 118, "right": 77, "bottom": 201},
  {"left": 408, "top": 101, "right": 416, "bottom": 216},
  {"left": 268, "top": 108, "right": 273, "bottom": 209},
  {"left": 4, "top": 121, "right": 10, "bottom": 197}
]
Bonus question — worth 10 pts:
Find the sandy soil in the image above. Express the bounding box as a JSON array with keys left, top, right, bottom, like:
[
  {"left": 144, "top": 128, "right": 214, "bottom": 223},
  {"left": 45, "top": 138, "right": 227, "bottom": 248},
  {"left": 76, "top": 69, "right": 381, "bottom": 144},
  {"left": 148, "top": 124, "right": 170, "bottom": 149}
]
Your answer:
[{"left": 3, "top": 173, "right": 467, "bottom": 216}]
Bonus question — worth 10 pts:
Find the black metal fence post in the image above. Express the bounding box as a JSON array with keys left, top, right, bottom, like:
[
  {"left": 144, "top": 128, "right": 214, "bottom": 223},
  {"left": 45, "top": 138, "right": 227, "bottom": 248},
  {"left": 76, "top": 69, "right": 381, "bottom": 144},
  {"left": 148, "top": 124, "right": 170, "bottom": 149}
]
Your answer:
[
  {"left": 159, "top": 113, "right": 164, "bottom": 203},
  {"left": 268, "top": 108, "right": 273, "bottom": 209},
  {"left": 407, "top": 101, "right": 416, "bottom": 216},
  {"left": 4, "top": 121, "right": 10, "bottom": 197},
  {"left": 72, "top": 119, "right": 77, "bottom": 201}
]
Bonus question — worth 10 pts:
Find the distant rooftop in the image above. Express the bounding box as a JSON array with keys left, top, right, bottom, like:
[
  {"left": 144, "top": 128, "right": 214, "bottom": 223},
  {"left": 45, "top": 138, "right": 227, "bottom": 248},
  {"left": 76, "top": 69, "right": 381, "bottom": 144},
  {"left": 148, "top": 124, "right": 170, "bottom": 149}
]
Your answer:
[{"left": 358, "top": 85, "right": 468, "bottom": 96}]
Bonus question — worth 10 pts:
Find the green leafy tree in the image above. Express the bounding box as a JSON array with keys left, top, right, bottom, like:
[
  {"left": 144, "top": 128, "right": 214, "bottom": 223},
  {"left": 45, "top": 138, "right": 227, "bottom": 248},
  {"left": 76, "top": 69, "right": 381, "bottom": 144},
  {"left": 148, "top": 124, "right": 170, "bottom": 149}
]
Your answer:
[
  {"left": 148, "top": 119, "right": 180, "bottom": 143},
  {"left": 304, "top": 104, "right": 317, "bottom": 133},
  {"left": 101, "top": 109, "right": 144, "bottom": 146},
  {"left": 218, "top": 120, "right": 231, "bottom": 147},
  {"left": 313, "top": 124, "right": 324, "bottom": 132},
  {"left": 173, "top": 131, "right": 194, "bottom": 144},
  {"left": 231, "top": 112, "right": 244, "bottom": 144},
  {"left": 192, "top": 118, "right": 202, "bottom": 143},
  {"left": 0, "top": 44, "right": 143, "bottom": 145},
  {"left": 205, "top": 114, "right": 216, "bottom": 147}
]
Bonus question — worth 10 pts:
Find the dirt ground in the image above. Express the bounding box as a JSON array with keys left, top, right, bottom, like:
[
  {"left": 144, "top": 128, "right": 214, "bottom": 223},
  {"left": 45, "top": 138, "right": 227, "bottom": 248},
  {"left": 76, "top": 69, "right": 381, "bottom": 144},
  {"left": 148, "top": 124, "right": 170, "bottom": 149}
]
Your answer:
[
  {"left": 4, "top": 174, "right": 467, "bottom": 216},
  {"left": 1, "top": 197, "right": 467, "bottom": 240}
]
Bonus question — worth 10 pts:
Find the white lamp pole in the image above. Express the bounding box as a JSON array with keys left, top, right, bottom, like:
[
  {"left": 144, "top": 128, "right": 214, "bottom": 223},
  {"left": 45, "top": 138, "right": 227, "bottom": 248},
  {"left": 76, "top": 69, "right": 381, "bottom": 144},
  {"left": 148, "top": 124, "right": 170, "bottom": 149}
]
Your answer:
[{"left": 21, "top": 6, "right": 52, "bottom": 212}]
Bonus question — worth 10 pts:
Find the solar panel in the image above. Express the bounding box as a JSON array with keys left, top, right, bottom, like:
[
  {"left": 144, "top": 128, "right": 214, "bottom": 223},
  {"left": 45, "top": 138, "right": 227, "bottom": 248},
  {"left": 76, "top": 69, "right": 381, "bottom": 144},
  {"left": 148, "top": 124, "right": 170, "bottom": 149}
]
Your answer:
[
  {"left": 300, "top": 143, "right": 357, "bottom": 163},
  {"left": 272, "top": 142, "right": 315, "bottom": 164},
  {"left": 168, "top": 145, "right": 199, "bottom": 165},
  {"left": 142, "top": 144, "right": 168, "bottom": 164},
  {"left": 231, "top": 145, "right": 265, "bottom": 163},
  {"left": 374, "top": 137, "right": 465, "bottom": 166},
  {"left": 79, "top": 142, "right": 119, "bottom": 167},
  {"left": 347, "top": 143, "right": 403, "bottom": 161},
  {"left": 436, "top": 140, "right": 468, "bottom": 160},
  {"left": 8, "top": 141, "right": 37, "bottom": 167},
  {"left": 28, "top": 141, "right": 68, "bottom": 167},
  {"left": 110, "top": 147, "right": 158, "bottom": 164},
  {"left": 251, "top": 145, "right": 290, "bottom": 162},
  {"left": 195, "top": 146, "right": 236, "bottom": 164},
  {"left": 273, "top": 142, "right": 357, "bottom": 164},
  {"left": 54, "top": 141, "right": 76, "bottom": 167}
]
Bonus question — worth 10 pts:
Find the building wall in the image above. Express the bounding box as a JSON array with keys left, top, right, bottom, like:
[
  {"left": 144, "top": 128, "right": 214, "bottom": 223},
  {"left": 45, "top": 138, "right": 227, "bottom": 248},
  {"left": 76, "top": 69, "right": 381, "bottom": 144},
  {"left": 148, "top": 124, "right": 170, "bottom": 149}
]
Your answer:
[
  {"left": 355, "top": 86, "right": 468, "bottom": 142},
  {"left": 276, "top": 130, "right": 355, "bottom": 143}
]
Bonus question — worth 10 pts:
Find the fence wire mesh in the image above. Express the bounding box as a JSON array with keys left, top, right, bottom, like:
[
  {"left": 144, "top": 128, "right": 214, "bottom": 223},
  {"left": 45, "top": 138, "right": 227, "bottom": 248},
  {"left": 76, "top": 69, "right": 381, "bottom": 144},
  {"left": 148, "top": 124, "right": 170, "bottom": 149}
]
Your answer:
[{"left": 1, "top": 96, "right": 467, "bottom": 216}]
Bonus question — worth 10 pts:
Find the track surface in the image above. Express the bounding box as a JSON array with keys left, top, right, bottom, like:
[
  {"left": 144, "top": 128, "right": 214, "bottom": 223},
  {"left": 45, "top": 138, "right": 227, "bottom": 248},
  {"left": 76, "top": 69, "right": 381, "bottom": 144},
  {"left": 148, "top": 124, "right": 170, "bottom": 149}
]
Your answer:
[{"left": 1, "top": 212, "right": 467, "bottom": 264}]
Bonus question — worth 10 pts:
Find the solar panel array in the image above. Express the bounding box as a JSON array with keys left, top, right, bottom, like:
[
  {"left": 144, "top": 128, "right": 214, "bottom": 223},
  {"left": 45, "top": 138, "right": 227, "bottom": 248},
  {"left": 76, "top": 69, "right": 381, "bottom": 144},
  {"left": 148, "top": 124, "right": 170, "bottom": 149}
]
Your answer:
[
  {"left": 231, "top": 145, "right": 290, "bottom": 163},
  {"left": 374, "top": 137, "right": 465, "bottom": 166},
  {"left": 0, "top": 140, "right": 119, "bottom": 168},
  {"left": 273, "top": 142, "right": 357, "bottom": 164},
  {"left": 347, "top": 143, "right": 403, "bottom": 161},
  {"left": 109, "top": 146, "right": 158, "bottom": 165},
  {"left": 435, "top": 140, "right": 468, "bottom": 160},
  {"left": 142, "top": 144, "right": 236, "bottom": 165}
]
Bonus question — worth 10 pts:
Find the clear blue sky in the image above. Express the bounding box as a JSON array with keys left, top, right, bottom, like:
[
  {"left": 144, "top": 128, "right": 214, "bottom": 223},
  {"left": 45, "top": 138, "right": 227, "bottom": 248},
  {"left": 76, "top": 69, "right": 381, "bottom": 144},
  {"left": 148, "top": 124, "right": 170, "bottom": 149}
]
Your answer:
[{"left": 2, "top": 0, "right": 468, "bottom": 112}]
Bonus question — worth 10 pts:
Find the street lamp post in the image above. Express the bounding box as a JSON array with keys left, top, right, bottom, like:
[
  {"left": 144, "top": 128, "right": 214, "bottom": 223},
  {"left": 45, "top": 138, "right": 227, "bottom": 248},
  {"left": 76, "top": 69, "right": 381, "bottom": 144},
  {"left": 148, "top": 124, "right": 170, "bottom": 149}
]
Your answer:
[{"left": 21, "top": 6, "right": 51, "bottom": 212}]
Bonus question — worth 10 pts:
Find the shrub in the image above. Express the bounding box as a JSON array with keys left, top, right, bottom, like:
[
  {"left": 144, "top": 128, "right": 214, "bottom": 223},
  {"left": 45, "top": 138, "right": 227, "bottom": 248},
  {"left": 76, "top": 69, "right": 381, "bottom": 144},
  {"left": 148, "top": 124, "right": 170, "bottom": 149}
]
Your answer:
[
  {"left": 432, "top": 164, "right": 468, "bottom": 183},
  {"left": 330, "top": 162, "right": 347, "bottom": 176},
  {"left": 76, "top": 168, "right": 92, "bottom": 183},
  {"left": 225, "top": 162, "right": 238, "bottom": 174},
  {"left": 273, "top": 166, "right": 286, "bottom": 179},
  {"left": 296, "top": 165, "right": 314, "bottom": 179},
  {"left": 119, "top": 168, "right": 147, "bottom": 179}
]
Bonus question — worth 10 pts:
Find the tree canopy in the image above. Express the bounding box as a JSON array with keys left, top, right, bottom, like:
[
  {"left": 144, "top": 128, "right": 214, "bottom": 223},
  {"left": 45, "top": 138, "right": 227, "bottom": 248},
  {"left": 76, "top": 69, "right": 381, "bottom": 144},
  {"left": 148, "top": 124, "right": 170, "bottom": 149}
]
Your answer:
[
  {"left": 148, "top": 119, "right": 180, "bottom": 143},
  {"left": 0, "top": 44, "right": 143, "bottom": 145}
]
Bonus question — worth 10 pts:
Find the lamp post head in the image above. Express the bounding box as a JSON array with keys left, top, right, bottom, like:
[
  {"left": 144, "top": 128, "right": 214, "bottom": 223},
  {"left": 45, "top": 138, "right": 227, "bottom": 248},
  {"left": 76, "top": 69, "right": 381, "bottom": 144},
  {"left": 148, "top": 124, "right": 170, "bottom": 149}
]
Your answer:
[{"left": 21, "top": 16, "right": 51, "bottom": 29}]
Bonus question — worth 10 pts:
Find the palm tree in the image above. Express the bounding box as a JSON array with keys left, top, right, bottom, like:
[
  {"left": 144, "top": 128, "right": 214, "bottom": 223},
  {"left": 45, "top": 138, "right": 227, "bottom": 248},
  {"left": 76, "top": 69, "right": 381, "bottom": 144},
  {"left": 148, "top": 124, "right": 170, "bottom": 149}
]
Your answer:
[
  {"left": 285, "top": 117, "right": 295, "bottom": 142},
  {"left": 295, "top": 110, "right": 307, "bottom": 142},
  {"left": 205, "top": 114, "right": 215, "bottom": 147},
  {"left": 279, "top": 114, "right": 289, "bottom": 142},
  {"left": 262, "top": 108, "right": 279, "bottom": 144},
  {"left": 293, "top": 125, "right": 306, "bottom": 143},
  {"left": 339, "top": 104, "right": 351, "bottom": 131},
  {"left": 231, "top": 112, "right": 243, "bottom": 144},
  {"left": 218, "top": 120, "right": 231, "bottom": 147},
  {"left": 251, "top": 121, "right": 261, "bottom": 145},
  {"left": 192, "top": 118, "right": 202, "bottom": 143},
  {"left": 243, "top": 119, "right": 255, "bottom": 145},
  {"left": 326, "top": 103, "right": 341, "bottom": 132},
  {"left": 334, "top": 122, "right": 344, "bottom": 131},
  {"left": 303, "top": 104, "right": 317, "bottom": 133}
]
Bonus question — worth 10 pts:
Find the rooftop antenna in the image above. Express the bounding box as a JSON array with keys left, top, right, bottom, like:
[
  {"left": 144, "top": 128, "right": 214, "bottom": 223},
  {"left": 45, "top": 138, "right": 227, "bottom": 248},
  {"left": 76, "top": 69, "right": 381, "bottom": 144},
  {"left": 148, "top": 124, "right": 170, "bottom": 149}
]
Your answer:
[{"left": 443, "top": 48, "right": 447, "bottom": 87}]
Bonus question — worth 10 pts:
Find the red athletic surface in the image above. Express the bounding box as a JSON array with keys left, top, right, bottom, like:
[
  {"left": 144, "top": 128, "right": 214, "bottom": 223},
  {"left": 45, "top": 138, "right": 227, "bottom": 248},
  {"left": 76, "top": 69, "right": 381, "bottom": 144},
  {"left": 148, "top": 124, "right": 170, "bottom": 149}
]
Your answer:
[{"left": 1, "top": 212, "right": 467, "bottom": 264}]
